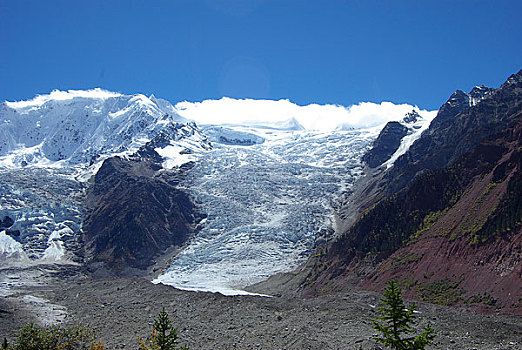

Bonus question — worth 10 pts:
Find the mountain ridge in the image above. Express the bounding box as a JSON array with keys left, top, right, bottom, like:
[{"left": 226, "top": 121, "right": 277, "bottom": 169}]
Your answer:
[
  {"left": 0, "top": 90, "right": 195, "bottom": 168},
  {"left": 1, "top": 72, "right": 520, "bottom": 312},
  {"left": 301, "top": 69, "right": 522, "bottom": 314}
]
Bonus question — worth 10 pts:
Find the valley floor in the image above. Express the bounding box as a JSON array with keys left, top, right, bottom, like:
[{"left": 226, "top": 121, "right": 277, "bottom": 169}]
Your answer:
[{"left": 1, "top": 269, "right": 521, "bottom": 349}]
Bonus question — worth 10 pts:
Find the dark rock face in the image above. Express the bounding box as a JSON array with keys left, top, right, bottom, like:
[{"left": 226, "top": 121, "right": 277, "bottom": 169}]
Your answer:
[
  {"left": 0, "top": 216, "right": 19, "bottom": 237},
  {"left": 5, "top": 229, "right": 20, "bottom": 237},
  {"left": 362, "top": 121, "right": 408, "bottom": 168},
  {"left": 82, "top": 156, "right": 202, "bottom": 271},
  {"left": 385, "top": 70, "right": 522, "bottom": 195},
  {"left": 402, "top": 110, "right": 420, "bottom": 124},
  {"left": 132, "top": 122, "right": 212, "bottom": 166},
  {"left": 469, "top": 85, "right": 495, "bottom": 101},
  {"left": 81, "top": 121, "right": 210, "bottom": 272},
  {"left": 0, "top": 216, "right": 14, "bottom": 229}
]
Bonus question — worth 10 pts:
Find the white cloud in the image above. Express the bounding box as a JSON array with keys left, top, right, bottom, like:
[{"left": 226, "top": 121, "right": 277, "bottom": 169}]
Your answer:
[
  {"left": 5, "top": 88, "right": 122, "bottom": 109},
  {"left": 175, "top": 97, "right": 435, "bottom": 131}
]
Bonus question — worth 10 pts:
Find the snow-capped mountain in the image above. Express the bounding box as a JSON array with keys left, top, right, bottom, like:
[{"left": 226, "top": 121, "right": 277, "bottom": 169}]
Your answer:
[
  {"left": 0, "top": 89, "right": 204, "bottom": 168},
  {"left": 0, "top": 89, "right": 211, "bottom": 271},
  {"left": 0, "top": 89, "right": 435, "bottom": 295}
]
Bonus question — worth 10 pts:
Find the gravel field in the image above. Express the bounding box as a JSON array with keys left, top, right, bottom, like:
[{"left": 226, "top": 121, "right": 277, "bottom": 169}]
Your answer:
[{"left": 1, "top": 269, "right": 521, "bottom": 349}]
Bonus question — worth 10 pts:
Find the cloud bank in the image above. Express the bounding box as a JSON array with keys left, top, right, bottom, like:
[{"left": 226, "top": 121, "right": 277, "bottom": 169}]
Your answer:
[
  {"left": 175, "top": 97, "right": 436, "bottom": 131},
  {"left": 5, "top": 88, "right": 122, "bottom": 109}
]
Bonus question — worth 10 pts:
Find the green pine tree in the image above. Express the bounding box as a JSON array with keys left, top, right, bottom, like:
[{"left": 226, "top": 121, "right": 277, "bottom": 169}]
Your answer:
[
  {"left": 372, "top": 280, "right": 435, "bottom": 349},
  {"left": 154, "top": 308, "right": 178, "bottom": 350},
  {"left": 139, "top": 308, "right": 188, "bottom": 350}
]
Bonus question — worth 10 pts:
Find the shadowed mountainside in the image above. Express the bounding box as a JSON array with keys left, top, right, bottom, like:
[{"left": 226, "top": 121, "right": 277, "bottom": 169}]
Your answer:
[
  {"left": 302, "top": 70, "right": 522, "bottom": 314},
  {"left": 82, "top": 156, "right": 202, "bottom": 272},
  {"left": 384, "top": 73, "right": 521, "bottom": 195}
]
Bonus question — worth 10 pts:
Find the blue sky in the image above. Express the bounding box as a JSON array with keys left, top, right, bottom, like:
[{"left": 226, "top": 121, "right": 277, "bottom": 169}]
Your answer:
[{"left": 1, "top": 0, "right": 521, "bottom": 110}]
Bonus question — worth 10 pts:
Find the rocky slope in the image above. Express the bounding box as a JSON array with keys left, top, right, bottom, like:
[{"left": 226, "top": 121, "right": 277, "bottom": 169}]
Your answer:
[
  {"left": 302, "top": 70, "right": 522, "bottom": 314},
  {"left": 361, "top": 116, "right": 522, "bottom": 313},
  {"left": 82, "top": 157, "right": 202, "bottom": 272}
]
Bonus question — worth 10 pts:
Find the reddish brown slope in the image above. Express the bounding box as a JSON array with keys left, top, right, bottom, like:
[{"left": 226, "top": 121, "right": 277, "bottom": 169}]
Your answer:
[
  {"left": 363, "top": 119, "right": 522, "bottom": 314},
  {"left": 304, "top": 114, "right": 522, "bottom": 314},
  {"left": 365, "top": 230, "right": 521, "bottom": 314}
]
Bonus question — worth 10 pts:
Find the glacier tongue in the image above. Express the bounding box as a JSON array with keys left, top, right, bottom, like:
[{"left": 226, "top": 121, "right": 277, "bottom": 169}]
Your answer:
[{"left": 154, "top": 127, "right": 379, "bottom": 294}]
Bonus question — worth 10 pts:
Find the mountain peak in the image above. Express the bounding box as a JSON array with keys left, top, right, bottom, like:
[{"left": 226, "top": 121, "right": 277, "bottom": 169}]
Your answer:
[
  {"left": 469, "top": 85, "right": 495, "bottom": 106},
  {"left": 0, "top": 90, "right": 206, "bottom": 168},
  {"left": 402, "top": 109, "right": 420, "bottom": 124},
  {"left": 503, "top": 69, "right": 522, "bottom": 87}
]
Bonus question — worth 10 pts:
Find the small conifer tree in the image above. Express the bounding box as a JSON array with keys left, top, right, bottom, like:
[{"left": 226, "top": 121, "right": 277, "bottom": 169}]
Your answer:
[
  {"left": 139, "top": 308, "right": 188, "bottom": 350},
  {"left": 372, "top": 280, "right": 435, "bottom": 349}
]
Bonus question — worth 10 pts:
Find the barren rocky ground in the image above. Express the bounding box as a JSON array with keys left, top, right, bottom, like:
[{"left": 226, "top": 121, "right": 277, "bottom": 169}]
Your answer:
[{"left": 1, "top": 267, "right": 521, "bottom": 349}]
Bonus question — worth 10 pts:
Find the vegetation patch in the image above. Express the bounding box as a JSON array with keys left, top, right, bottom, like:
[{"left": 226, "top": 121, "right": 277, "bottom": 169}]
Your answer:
[
  {"left": 414, "top": 209, "right": 449, "bottom": 239},
  {"left": 391, "top": 252, "right": 421, "bottom": 268},
  {"left": 480, "top": 181, "right": 499, "bottom": 201},
  {"left": 417, "top": 278, "right": 465, "bottom": 306},
  {"left": 452, "top": 215, "right": 489, "bottom": 242},
  {"left": 3, "top": 323, "right": 101, "bottom": 350},
  {"left": 397, "top": 277, "right": 418, "bottom": 291},
  {"left": 473, "top": 174, "right": 522, "bottom": 244},
  {"left": 373, "top": 280, "right": 435, "bottom": 349},
  {"left": 465, "top": 293, "right": 498, "bottom": 306}
]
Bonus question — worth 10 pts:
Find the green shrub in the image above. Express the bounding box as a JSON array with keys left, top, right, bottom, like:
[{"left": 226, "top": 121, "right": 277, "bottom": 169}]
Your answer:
[{"left": 8, "top": 322, "right": 102, "bottom": 350}]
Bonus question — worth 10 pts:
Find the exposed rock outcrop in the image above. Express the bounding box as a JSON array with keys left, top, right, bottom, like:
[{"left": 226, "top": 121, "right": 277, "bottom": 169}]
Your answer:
[
  {"left": 362, "top": 121, "right": 408, "bottom": 168},
  {"left": 82, "top": 155, "right": 203, "bottom": 272},
  {"left": 81, "top": 121, "right": 210, "bottom": 273}
]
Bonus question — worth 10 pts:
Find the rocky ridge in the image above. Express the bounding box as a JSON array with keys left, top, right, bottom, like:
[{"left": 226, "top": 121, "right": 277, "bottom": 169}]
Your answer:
[{"left": 385, "top": 71, "right": 522, "bottom": 195}]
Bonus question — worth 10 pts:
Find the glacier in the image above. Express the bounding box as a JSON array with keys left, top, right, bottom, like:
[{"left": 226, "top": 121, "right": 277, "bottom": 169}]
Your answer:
[
  {"left": 153, "top": 126, "right": 380, "bottom": 294},
  {"left": 0, "top": 89, "right": 435, "bottom": 296}
]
